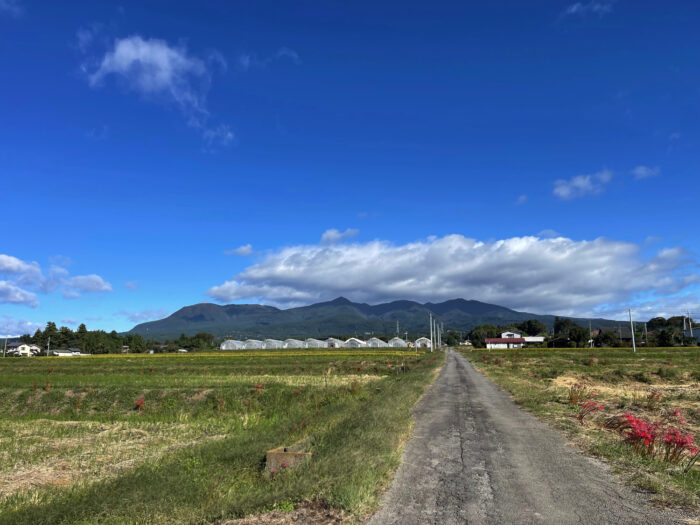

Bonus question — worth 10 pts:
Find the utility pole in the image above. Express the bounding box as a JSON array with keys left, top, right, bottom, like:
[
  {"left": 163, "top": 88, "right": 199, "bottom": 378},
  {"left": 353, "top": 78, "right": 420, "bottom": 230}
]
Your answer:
[
  {"left": 629, "top": 309, "right": 636, "bottom": 353},
  {"left": 3, "top": 337, "right": 6, "bottom": 358},
  {"left": 589, "top": 321, "right": 593, "bottom": 348},
  {"left": 688, "top": 310, "right": 694, "bottom": 337},
  {"left": 47, "top": 335, "right": 51, "bottom": 357},
  {"left": 644, "top": 322, "right": 648, "bottom": 343},
  {"left": 429, "top": 313, "right": 433, "bottom": 353}
]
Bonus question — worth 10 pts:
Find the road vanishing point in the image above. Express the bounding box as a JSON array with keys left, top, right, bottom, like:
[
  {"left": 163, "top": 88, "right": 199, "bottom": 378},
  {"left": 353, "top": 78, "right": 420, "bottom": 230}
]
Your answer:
[{"left": 368, "top": 349, "right": 690, "bottom": 525}]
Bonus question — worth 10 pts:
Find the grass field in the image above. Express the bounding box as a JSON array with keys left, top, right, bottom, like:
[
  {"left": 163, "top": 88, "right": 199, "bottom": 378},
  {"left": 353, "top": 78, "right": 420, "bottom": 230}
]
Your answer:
[
  {"left": 0, "top": 349, "right": 444, "bottom": 524},
  {"left": 462, "top": 347, "right": 700, "bottom": 510}
]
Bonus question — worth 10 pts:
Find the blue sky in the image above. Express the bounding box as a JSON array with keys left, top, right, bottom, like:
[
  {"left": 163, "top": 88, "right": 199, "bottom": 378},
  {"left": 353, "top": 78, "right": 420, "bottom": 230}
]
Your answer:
[{"left": 2, "top": 0, "right": 699, "bottom": 335}]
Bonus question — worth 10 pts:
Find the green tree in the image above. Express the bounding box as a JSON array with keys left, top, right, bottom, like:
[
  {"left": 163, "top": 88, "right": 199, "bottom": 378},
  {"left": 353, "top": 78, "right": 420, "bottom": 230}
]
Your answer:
[
  {"left": 554, "top": 317, "right": 575, "bottom": 336},
  {"left": 516, "top": 319, "right": 548, "bottom": 336},
  {"left": 656, "top": 329, "right": 674, "bottom": 347},
  {"left": 569, "top": 325, "right": 589, "bottom": 347}
]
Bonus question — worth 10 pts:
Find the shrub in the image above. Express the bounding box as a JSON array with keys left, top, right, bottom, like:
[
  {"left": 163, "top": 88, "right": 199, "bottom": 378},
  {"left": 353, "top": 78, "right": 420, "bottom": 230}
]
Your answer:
[
  {"left": 656, "top": 367, "right": 679, "bottom": 380},
  {"left": 632, "top": 371, "right": 651, "bottom": 384}
]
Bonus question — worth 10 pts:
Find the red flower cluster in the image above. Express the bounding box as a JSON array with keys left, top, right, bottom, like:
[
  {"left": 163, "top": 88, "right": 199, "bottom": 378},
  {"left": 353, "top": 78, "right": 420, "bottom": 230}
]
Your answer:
[
  {"left": 673, "top": 409, "right": 686, "bottom": 425},
  {"left": 621, "top": 413, "right": 658, "bottom": 452},
  {"left": 662, "top": 428, "right": 697, "bottom": 462},
  {"left": 577, "top": 399, "right": 604, "bottom": 423},
  {"left": 134, "top": 397, "right": 145, "bottom": 411}
]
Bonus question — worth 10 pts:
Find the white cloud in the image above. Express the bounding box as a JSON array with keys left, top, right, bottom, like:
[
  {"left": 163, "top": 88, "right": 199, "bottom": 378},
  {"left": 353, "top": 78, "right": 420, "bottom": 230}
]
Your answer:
[
  {"left": 0, "top": 281, "right": 38, "bottom": 307},
  {"left": 86, "top": 35, "right": 231, "bottom": 146},
  {"left": 562, "top": 1, "right": 614, "bottom": 17},
  {"left": 64, "top": 275, "right": 113, "bottom": 296},
  {"left": 516, "top": 194, "right": 527, "bottom": 205},
  {"left": 0, "top": 315, "right": 41, "bottom": 337},
  {"left": 117, "top": 309, "right": 169, "bottom": 323},
  {"left": 320, "top": 228, "right": 359, "bottom": 244},
  {"left": 238, "top": 47, "right": 301, "bottom": 71},
  {"left": 0, "top": 254, "right": 112, "bottom": 304},
  {"left": 553, "top": 169, "right": 612, "bottom": 200},
  {"left": 125, "top": 281, "right": 138, "bottom": 290},
  {"left": 206, "top": 234, "right": 697, "bottom": 318},
  {"left": 224, "top": 244, "right": 254, "bottom": 256},
  {"left": 61, "top": 318, "right": 78, "bottom": 326},
  {"left": 537, "top": 229, "right": 560, "bottom": 238},
  {"left": 631, "top": 165, "right": 660, "bottom": 180},
  {"left": 0, "top": 0, "right": 22, "bottom": 17}
]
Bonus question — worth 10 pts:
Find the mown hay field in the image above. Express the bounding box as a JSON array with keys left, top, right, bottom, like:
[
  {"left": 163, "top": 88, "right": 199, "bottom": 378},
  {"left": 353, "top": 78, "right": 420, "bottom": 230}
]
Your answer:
[
  {"left": 463, "top": 347, "right": 700, "bottom": 510},
  {"left": 0, "top": 349, "right": 444, "bottom": 524}
]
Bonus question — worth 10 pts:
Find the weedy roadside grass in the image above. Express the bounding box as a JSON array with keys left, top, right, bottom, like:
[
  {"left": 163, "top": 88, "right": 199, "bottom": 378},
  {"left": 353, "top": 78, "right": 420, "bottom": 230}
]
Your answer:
[
  {"left": 462, "top": 347, "right": 700, "bottom": 510},
  {"left": 0, "top": 349, "right": 444, "bottom": 524}
]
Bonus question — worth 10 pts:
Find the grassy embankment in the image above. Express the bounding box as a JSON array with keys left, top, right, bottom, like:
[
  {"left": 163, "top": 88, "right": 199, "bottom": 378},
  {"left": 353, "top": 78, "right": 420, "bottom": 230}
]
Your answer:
[
  {"left": 462, "top": 347, "right": 699, "bottom": 510},
  {"left": 0, "top": 349, "right": 444, "bottom": 524}
]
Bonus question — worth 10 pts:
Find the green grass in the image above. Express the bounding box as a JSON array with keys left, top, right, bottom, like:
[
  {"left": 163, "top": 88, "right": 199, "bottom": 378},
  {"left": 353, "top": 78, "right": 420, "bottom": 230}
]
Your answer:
[
  {"left": 0, "top": 349, "right": 443, "bottom": 524},
  {"left": 461, "top": 347, "right": 700, "bottom": 509}
]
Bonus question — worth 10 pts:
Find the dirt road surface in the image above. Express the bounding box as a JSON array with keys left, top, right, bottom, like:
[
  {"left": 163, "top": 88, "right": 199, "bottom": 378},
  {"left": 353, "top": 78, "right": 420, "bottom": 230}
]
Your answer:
[{"left": 367, "top": 349, "right": 690, "bottom": 525}]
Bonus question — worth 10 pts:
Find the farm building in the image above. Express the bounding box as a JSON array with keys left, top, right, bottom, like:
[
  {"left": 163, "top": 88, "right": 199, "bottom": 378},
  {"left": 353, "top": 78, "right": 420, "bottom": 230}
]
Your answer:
[
  {"left": 244, "top": 339, "right": 263, "bottom": 350},
  {"left": 388, "top": 337, "right": 407, "bottom": 347},
  {"left": 326, "top": 338, "right": 345, "bottom": 348},
  {"left": 414, "top": 337, "right": 431, "bottom": 348},
  {"left": 485, "top": 337, "right": 525, "bottom": 349},
  {"left": 220, "top": 340, "right": 245, "bottom": 350},
  {"left": 367, "top": 337, "right": 388, "bottom": 348},
  {"left": 500, "top": 331, "right": 521, "bottom": 339},
  {"left": 305, "top": 338, "right": 328, "bottom": 348},
  {"left": 264, "top": 339, "right": 283, "bottom": 349},
  {"left": 344, "top": 337, "right": 368, "bottom": 348},
  {"left": 523, "top": 336, "right": 545, "bottom": 344},
  {"left": 283, "top": 338, "right": 305, "bottom": 348},
  {"left": 51, "top": 348, "right": 82, "bottom": 357}
]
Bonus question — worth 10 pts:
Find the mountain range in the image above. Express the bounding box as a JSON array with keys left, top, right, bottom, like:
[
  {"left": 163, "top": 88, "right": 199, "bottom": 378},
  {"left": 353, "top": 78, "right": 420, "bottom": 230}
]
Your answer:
[{"left": 127, "top": 297, "right": 621, "bottom": 340}]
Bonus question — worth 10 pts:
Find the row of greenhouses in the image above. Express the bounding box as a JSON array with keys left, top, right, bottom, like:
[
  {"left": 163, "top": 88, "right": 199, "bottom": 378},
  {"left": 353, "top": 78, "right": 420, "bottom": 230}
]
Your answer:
[{"left": 219, "top": 336, "right": 432, "bottom": 350}]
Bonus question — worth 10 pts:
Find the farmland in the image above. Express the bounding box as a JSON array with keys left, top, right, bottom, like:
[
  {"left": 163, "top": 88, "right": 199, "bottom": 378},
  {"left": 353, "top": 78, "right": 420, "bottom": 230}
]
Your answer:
[
  {"left": 0, "top": 349, "right": 443, "bottom": 524},
  {"left": 463, "top": 347, "right": 700, "bottom": 510}
]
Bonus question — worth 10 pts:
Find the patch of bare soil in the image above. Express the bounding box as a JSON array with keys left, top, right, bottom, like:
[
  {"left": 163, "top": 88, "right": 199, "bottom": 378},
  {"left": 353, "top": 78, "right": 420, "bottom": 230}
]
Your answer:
[{"left": 217, "top": 500, "right": 350, "bottom": 525}]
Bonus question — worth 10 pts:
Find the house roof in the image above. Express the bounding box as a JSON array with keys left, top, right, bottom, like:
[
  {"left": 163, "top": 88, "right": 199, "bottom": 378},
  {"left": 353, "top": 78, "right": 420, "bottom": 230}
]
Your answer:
[{"left": 485, "top": 338, "right": 526, "bottom": 343}]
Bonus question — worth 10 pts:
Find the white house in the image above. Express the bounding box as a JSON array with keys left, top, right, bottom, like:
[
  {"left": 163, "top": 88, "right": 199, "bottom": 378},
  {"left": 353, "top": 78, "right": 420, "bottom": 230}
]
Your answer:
[
  {"left": 367, "top": 337, "right": 388, "bottom": 348},
  {"left": 305, "top": 338, "right": 328, "bottom": 348},
  {"left": 414, "top": 337, "right": 431, "bottom": 348},
  {"left": 326, "top": 337, "right": 345, "bottom": 348},
  {"left": 283, "top": 339, "right": 305, "bottom": 349},
  {"left": 220, "top": 340, "right": 245, "bottom": 350},
  {"left": 263, "top": 339, "right": 283, "bottom": 349},
  {"left": 6, "top": 343, "right": 41, "bottom": 357},
  {"left": 500, "top": 331, "right": 521, "bottom": 339},
  {"left": 388, "top": 337, "right": 407, "bottom": 347},
  {"left": 244, "top": 339, "right": 263, "bottom": 350},
  {"left": 344, "top": 337, "right": 368, "bottom": 348}
]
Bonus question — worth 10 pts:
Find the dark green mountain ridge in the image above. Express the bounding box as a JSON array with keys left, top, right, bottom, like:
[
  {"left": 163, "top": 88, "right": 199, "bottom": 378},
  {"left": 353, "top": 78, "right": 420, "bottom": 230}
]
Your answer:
[{"left": 127, "top": 297, "right": 622, "bottom": 340}]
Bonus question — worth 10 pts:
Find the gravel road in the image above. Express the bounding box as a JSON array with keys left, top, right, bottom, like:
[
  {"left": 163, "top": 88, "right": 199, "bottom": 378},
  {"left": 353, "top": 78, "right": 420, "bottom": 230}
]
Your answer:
[{"left": 367, "top": 349, "right": 690, "bottom": 525}]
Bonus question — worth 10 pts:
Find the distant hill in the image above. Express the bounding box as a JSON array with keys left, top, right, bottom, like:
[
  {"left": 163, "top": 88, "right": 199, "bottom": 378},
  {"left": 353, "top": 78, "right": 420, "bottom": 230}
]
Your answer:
[{"left": 127, "top": 297, "right": 622, "bottom": 340}]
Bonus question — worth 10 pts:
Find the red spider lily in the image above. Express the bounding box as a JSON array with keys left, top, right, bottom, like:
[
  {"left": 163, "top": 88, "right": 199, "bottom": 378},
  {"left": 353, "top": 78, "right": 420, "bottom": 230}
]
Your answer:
[
  {"left": 577, "top": 399, "right": 604, "bottom": 424},
  {"left": 621, "top": 413, "right": 658, "bottom": 454},
  {"left": 134, "top": 397, "right": 145, "bottom": 411},
  {"left": 281, "top": 462, "right": 290, "bottom": 469},
  {"left": 254, "top": 384, "right": 264, "bottom": 389},
  {"left": 256, "top": 388, "right": 263, "bottom": 394},
  {"left": 673, "top": 409, "right": 686, "bottom": 425},
  {"left": 662, "top": 428, "right": 696, "bottom": 463}
]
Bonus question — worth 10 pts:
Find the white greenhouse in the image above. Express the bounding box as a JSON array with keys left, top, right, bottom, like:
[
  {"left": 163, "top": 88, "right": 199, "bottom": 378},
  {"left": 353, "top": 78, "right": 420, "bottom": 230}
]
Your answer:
[
  {"left": 367, "top": 337, "right": 388, "bottom": 348},
  {"left": 305, "top": 338, "right": 328, "bottom": 348},
  {"left": 263, "top": 339, "right": 283, "bottom": 349},
  {"left": 244, "top": 339, "right": 263, "bottom": 350},
  {"left": 415, "top": 337, "right": 431, "bottom": 348},
  {"left": 283, "top": 338, "right": 305, "bottom": 349},
  {"left": 344, "top": 337, "right": 368, "bottom": 348},
  {"left": 326, "top": 337, "right": 345, "bottom": 348},
  {"left": 220, "top": 340, "right": 245, "bottom": 350},
  {"left": 388, "top": 337, "right": 407, "bottom": 348}
]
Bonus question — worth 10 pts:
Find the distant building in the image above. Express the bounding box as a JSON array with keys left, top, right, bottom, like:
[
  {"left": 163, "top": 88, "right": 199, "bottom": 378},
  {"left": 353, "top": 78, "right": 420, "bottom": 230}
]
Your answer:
[
  {"left": 306, "top": 338, "right": 328, "bottom": 348},
  {"left": 263, "top": 339, "right": 283, "bottom": 349},
  {"left": 177, "top": 348, "right": 188, "bottom": 353},
  {"left": 244, "top": 339, "right": 263, "bottom": 350},
  {"left": 220, "top": 340, "right": 245, "bottom": 350},
  {"left": 344, "top": 337, "right": 368, "bottom": 348},
  {"left": 283, "top": 339, "right": 305, "bottom": 349},
  {"left": 388, "top": 337, "right": 407, "bottom": 347},
  {"left": 485, "top": 337, "right": 525, "bottom": 349},
  {"left": 326, "top": 338, "right": 345, "bottom": 348},
  {"left": 6, "top": 342, "right": 40, "bottom": 357},
  {"left": 51, "top": 348, "right": 82, "bottom": 357},
  {"left": 414, "top": 337, "right": 431, "bottom": 348},
  {"left": 367, "top": 337, "right": 388, "bottom": 348},
  {"left": 500, "top": 331, "right": 521, "bottom": 339},
  {"left": 523, "top": 336, "right": 545, "bottom": 345}
]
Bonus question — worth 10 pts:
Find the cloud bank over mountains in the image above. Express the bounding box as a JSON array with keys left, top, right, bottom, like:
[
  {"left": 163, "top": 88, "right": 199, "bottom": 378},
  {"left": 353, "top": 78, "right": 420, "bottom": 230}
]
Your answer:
[{"left": 207, "top": 234, "right": 698, "bottom": 317}]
